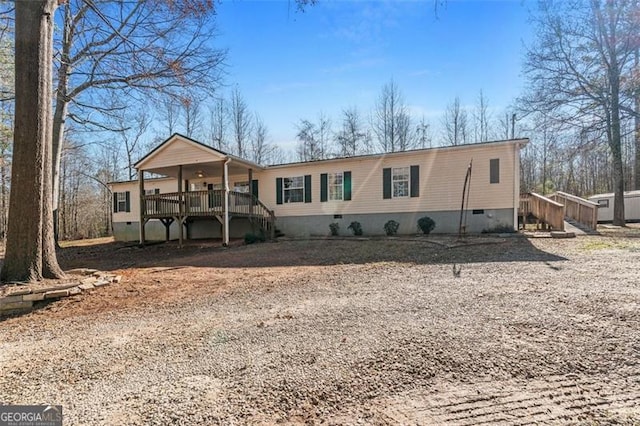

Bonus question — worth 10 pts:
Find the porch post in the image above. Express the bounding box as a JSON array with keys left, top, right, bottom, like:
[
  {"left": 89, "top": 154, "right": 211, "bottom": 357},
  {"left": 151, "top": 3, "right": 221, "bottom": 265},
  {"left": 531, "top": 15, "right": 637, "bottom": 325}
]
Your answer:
[
  {"left": 178, "top": 165, "right": 183, "bottom": 248},
  {"left": 223, "top": 158, "right": 230, "bottom": 246},
  {"left": 248, "top": 168, "right": 254, "bottom": 216},
  {"left": 139, "top": 170, "right": 146, "bottom": 246}
]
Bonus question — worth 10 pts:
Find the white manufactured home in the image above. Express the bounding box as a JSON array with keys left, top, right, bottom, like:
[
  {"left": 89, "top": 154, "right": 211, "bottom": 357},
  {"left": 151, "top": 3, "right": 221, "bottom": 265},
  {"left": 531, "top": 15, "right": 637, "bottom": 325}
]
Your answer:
[
  {"left": 109, "top": 134, "right": 529, "bottom": 243},
  {"left": 589, "top": 190, "right": 640, "bottom": 222}
]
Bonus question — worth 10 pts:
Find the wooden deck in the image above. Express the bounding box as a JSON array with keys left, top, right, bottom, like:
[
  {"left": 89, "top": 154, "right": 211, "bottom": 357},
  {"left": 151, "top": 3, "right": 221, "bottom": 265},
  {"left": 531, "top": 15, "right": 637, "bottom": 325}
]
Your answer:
[{"left": 141, "top": 189, "right": 275, "bottom": 238}]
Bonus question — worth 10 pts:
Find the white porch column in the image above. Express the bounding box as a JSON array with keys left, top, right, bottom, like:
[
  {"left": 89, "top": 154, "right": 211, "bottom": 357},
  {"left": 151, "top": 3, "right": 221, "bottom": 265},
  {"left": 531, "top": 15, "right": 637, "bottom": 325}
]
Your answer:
[{"left": 223, "top": 158, "right": 231, "bottom": 246}]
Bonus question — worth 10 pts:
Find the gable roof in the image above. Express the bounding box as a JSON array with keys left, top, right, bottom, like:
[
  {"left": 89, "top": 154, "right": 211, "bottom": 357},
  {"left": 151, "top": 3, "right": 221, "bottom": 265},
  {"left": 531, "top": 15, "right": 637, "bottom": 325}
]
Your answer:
[{"left": 134, "top": 133, "right": 263, "bottom": 171}]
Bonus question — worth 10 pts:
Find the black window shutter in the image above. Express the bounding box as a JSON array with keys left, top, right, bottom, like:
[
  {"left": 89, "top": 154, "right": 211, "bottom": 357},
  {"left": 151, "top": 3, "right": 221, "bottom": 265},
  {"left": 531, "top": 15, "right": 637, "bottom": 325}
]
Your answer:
[
  {"left": 490, "top": 158, "right": 500, "bottom": 184},
  {"left": 344, "top": 171, "right": 352, "bottom": 201},
  {"left": 154, "top": 188, "right": 160, "bottom": 194},
  {"left": 125, "top": 191, "right": 131, "bottom": 212},
  {"left": 252, "top": 179, "right": 259, "bottom": 199},
  {"left": 320, "top": 173, "right": 328, "bottom": 202},
  {"left": 276, "top": 178, "right": 283, "bottom": 204},
  {"left": 113, "top": 192, "right": 118, "bottom": 213},
  {"left": 382, "top": 168, "right": 392, "bottom": 199},
  {"left": 304, "top": 175, "right": 312, "bottom": 203},
  {"left": 410, "top": 165, "right": 420, "bottom": 197}
]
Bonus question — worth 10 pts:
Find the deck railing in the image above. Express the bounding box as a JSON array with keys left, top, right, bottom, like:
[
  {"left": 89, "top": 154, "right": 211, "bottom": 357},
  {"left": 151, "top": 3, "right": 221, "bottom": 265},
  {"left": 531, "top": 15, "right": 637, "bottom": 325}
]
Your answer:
[
  {"left": 548, "top": 191, "right": 598, "bottom": 231},
  {"left": 142, "top": 190, "right": 274, "bottom": 230},
  {"left": 520, "top": 192, "right": 565, "bottom": 231}
]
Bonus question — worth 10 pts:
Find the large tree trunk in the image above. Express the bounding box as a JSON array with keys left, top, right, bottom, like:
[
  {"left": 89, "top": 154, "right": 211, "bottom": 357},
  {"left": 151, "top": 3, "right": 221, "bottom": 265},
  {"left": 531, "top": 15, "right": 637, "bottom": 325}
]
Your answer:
[{"left": 1, "top": 0, "right": 64, "bottom": 282}]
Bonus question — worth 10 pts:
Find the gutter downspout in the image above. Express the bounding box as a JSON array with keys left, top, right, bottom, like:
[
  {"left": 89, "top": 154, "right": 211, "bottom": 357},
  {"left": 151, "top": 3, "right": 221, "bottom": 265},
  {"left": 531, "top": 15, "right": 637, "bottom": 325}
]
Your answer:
[{"left": 224, "top": 157, "right": 231, "bottom": 246}]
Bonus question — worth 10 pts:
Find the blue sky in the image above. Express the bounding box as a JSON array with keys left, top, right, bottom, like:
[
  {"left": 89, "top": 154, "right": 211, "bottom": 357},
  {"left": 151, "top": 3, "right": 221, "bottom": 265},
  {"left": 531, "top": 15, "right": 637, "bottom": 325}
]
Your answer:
[{"left": 213, "top": 0, "right": 533, "bottom": 150}]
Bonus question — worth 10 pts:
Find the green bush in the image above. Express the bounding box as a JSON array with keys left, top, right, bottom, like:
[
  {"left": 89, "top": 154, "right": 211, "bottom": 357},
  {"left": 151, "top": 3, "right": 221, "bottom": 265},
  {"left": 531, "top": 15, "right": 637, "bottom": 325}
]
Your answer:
[
  {"left": 384, "top": 220, "right": 400, "bottom": 236},
  {"left": 417, "top": 216, "right": 436, "bottom": 235},
  {"left": 329, "top": 222, "right": 340, "bottom": 236},
  {"left": 347, "top": 221, "right": 363, "bottom": 236}
]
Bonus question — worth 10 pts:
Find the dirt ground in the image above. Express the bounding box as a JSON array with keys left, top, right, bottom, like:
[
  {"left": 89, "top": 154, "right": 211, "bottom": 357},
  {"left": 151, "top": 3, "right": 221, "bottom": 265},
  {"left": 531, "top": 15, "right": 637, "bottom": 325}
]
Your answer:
[{"left": 1, "top": 230, "right": 639, "bottom": 425}]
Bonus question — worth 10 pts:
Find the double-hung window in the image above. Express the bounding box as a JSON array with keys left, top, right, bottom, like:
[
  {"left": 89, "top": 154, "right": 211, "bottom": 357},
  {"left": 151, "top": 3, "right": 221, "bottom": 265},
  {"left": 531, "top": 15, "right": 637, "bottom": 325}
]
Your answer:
[
  {"left": 116, "top": 192, "right": 128, "bottom": 212},
  {"left": 328, "top": 172, "right": 343, "bottom": 201},
  {"left": 392, "top": 167, "right": 410, "bottom": 198},
  {"left": 284, "top": 176, "right": 304, "bottom": 203}
]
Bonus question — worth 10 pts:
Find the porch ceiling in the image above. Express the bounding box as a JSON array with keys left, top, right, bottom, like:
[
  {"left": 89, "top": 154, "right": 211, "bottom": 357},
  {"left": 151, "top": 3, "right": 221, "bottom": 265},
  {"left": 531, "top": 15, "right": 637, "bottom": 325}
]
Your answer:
[{"left": 144, "top": 161, "right": 254, "bottom": 181}]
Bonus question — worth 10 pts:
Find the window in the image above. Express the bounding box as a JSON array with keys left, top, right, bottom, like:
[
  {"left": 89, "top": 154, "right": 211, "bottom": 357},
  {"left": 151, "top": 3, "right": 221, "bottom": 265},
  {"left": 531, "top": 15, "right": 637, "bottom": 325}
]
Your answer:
[
  {"left": 383, "top": 166, "right": 419, "bottom": 199},
  {"left": 329, "top": 172, "right": 343, "bottom": 201},
  {"left": 321, "top": 171, "right": 351, "bottom": 202},
  {"left": 234, "top": 181, "right": 249, "bottom": 193},
  {"left": 234, "top": 181, "right": 250, "bottom": 205},
  {"left": 598, "top": 199, "right": 609, "bottom": 208},
  {"left": 490, "top": 159, "right": 500, "bottom": 184},
  {"left": 277, "top": 175, "right": 311, "bottom": 204},
  {"left": 116, "top": 192, "right": 127, "bottom": 212},
  {"left": 392, "top": 167, "right": 410, "bottom": 198},
  {"left": 113, "top": 191, "right": 130, "bottom": 213},
  {"left": 284, "top": 176, "right": 304, "bottom": 203}
]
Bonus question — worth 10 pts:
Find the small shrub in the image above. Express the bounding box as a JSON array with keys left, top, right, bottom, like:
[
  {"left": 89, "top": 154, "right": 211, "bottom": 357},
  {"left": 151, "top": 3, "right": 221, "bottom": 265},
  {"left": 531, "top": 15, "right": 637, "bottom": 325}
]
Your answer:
[
  {"left": 384, "top": 220, "right": 400, "bottom": 236},
  {"left": 347, "top": 221, "right": 363, "bottom": 236},
  {"left": 417, "top": 216, "right": 436, "bottom": 235},
  {"left": 329, "top": 222, "right": 340, "bottom": 236}
]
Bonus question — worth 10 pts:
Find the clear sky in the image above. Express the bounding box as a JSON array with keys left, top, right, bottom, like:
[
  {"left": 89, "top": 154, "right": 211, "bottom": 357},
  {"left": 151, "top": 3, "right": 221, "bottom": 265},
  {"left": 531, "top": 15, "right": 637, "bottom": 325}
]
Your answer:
[{"left": 212, "top": 0, "right": 533, "bottom": 151}]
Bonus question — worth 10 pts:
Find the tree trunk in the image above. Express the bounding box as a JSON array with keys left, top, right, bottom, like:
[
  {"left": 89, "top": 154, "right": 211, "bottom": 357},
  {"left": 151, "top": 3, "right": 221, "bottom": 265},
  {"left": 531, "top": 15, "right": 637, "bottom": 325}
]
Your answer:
[
  {"left": 51, "top": 3, "right": 72, "bottom": 242},
  {"left": 610, "top": 69, "right": 625, "bottom": 226},
  {"left": 1, "top": 0, "right": 64, "bottom": 282},
  {"left": 635, "top": 48, "right": 640, "bottom": 190}
]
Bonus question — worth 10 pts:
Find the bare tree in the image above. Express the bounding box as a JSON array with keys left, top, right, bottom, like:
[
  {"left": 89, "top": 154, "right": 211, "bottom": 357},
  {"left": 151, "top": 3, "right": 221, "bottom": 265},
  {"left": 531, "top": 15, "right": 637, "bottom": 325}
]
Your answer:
[
  {"left": 441, "top": 96, "right": 469, "bottom": 146},
  {"left": 0, "top": 2, "right": 12, "bottom": 104},
  {"left": 635, "top": 47, "right": 640, "bottom": 189},
  {"left": 521, "top": 0, "right": 638, "bottom": 225},
  {"left": 473, "top": 90, "right": 491, "bottom": 142},
  {"left": 115, "top": 108, "right": 151, "bottom": 180},
  {"left": 229, "top": 87, "right": 253, "bottom": 157},
  {"left": 157, "top": 96, "right": 181, "bottom": 137},
  {"left": 181, "top": 93, "right": 204, "bottom": 139},
  {"left": 208, "top": 97, "right": 227, "bottom": 151},
  {"left": 2, "top": 0, "right": 63, "bottom": 282},
  {"left": 372, "top": 79, "right": 413, "bottom": 152},
  {"left": 415, "top": 116, "right": 432, "bottom": 149},
  {"left": 296, "top": 114, "right": 331, "bottom": 161},
  {"left": 246, "top": 114, "right": 271, "bottom": 164},
  {"left": 335, "top": 106, "right": 370, "bottom": 156},
  {"left": 50, "top": 0, "right": 225, "bottom": 237}
]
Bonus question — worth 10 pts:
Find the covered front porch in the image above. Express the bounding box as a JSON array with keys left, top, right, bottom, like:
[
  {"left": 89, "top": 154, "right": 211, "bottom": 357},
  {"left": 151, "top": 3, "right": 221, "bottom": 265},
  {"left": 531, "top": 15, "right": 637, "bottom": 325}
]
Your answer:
[{"left": 134, "top": 134, "right": 274, "bottom": 246}]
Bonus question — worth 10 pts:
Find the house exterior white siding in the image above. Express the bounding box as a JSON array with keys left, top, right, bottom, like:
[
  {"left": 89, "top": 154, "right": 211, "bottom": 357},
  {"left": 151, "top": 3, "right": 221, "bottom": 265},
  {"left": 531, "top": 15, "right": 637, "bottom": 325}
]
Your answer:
[
  {"left": 255, "top": 141, "right": 520, "bottom": 235},
  {"left": 109, "top": 135, "right": 527, "bottom": 241}
]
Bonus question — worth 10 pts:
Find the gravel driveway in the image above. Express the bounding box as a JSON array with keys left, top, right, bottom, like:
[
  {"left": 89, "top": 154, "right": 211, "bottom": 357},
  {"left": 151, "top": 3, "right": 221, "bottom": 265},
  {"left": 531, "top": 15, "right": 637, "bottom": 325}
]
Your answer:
[{"left": 1, "top": 234, "right": 639, "bottom": 424}]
